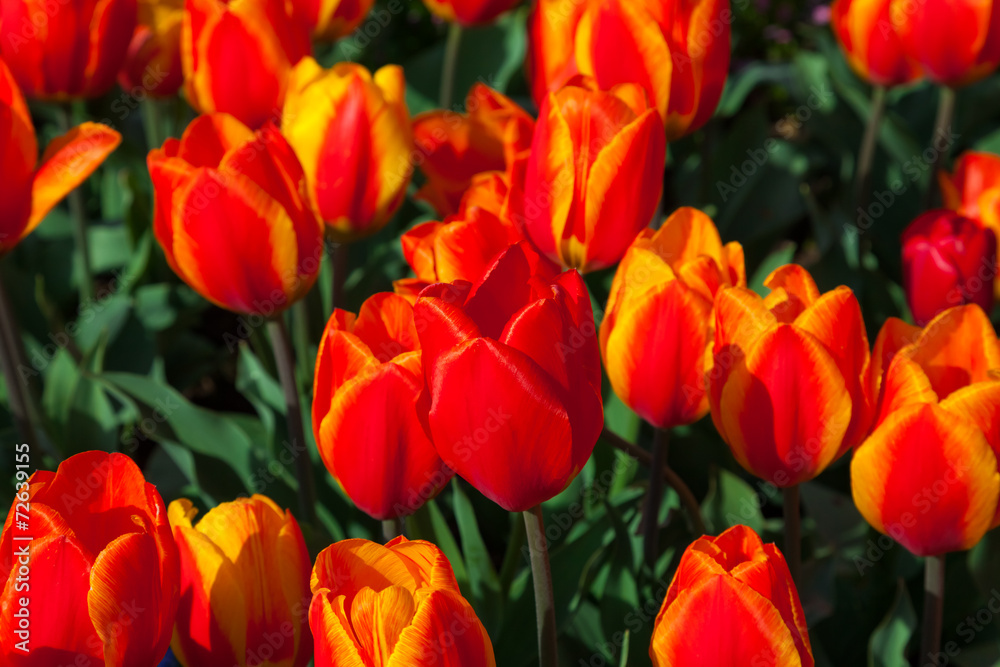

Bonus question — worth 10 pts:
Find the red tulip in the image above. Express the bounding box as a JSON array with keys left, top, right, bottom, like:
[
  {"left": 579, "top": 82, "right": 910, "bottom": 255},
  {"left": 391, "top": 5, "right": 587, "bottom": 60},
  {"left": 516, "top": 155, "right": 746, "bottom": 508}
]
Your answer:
[
  {"left": 302, "top": 0, "right": 373, "bottom": 41},
  {"left": 118, "top": 0, "right": 185, "bottom": 98},
  {"left": 421, "top": 0, "right": 521, "bottom": 26},
  {"left": 894, "top": 0, "right": 1000, "bottom": 86},
  {"left": 940, "top": 150, "right": 1000, "bottom": 299},
  {"left": 831, "top": 0, "right": 922, "bottom": 87}
]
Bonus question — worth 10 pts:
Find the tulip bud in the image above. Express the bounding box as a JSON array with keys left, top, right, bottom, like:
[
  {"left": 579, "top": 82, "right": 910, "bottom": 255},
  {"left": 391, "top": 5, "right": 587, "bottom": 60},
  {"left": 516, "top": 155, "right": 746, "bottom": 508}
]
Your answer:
[
  {"left": 0, "top": 451, "right": 179, "bottom": 666},
  {"left": 895, "top": 0, "right": 1000, "bottom": 86},
  {"left": 302, "top": 0, "right": 373, "bottom": 41},
  {"left": 831, "top": 0, "right": 922, "bottom": 87},
  {"left": 415, "top": 241, "right": 603, "bottom": 512},
  {"left": 650, "top": 525, "right": 814, "bottom": 666},
  {"left": 310, "top": 536, "right": 495, "bottom": 665},
  {"left": 902, "top": 210, "right": 996, "bottom": 326},
  {"left": 709, "top": 265, "right": 872, "bottom": 486},
  {"left": 282, "top": 58, "right": 413, "bottom": 242},
  {"left": 1, "top": 58, "right": 121, "bottom": 256},
  {"left": 412, "top": 84, "right": 534, "bottom": 216},
  {"left": 169, "top": 495, "right": 313, "bottom": 667},
  {"left": 148, "top": 113, "right": 324, "bottom": 315},
  {"left": 0, "top": 0, "right": 137, "bottom": 99},
  {"left": 601, "top": 207, "right": 746, "bottom": 429},
  {"left": 508, "top": 80, "right": 665, "bottom": 273},
  {"left": 854, "top": 305, "right": 1000, "bottom": 556},
  {"left": 421, "top": 0, "right": 521, "bottom": 26},
  {"left": 119, "top": 0, "right": 185, "bottom": 98}
]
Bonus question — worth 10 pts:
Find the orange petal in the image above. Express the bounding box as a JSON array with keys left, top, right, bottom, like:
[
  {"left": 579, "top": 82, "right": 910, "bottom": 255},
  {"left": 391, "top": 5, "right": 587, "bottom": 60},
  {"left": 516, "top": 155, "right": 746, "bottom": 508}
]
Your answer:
[
  {"left": 386, "top": 589, "right": 496, "bottom": 666},
  {"left": 907, "top": 304, "right": 1000, "bottom": 399},
  {"left": 310, "top": 592, "right": 367, "bottom": 667},
  {"left": 763, "top": 265, "right": 820, "bottom": 322},
  {"left": 872, "top": 354, "right": 938, "bottom": 430},
  {"left": 868, "top": 317, "right": 922, "bottom": 409},
  {"left": 939, "top": 381, "right": 1000, "bottom": 526}
]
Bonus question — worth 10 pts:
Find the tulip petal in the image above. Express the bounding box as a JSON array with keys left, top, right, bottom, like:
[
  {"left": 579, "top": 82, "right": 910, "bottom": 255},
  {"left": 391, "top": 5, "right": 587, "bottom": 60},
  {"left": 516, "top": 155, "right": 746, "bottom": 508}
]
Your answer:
[
  {"left": 350, "top": 586, "right": 417, "bottom": 663},
  {"left": 312, "top": 327, "right": 377, "bottom": 437},
  {"left": 312, "top": 539, "right": 422, "bottom": 599},
  {"left": 873, "top": 355, "right": 938, "bottom": 429},
  {"left": 868, "top": 317, "right": 922, "bottom": 406},
  {"left": 386, "top": 539, "right": 461, "bottom": 593},
  {"left": 939, "top": 381, "right": 1000, "bottom": 525},
  {"left": 907, "top": 304, "right": 1000, "bottom": 399},
  {"left": 353, "top": 293, "right": 420, "bottom": 360},
  {"left": 310, "top": 593, "right": 367, "bottom": 667},
  {"left": 385, "top": 589, "right": 496, "bottom": 667},
  {"left": 763, "top": 265, "right": 820, "bottom": 322}
]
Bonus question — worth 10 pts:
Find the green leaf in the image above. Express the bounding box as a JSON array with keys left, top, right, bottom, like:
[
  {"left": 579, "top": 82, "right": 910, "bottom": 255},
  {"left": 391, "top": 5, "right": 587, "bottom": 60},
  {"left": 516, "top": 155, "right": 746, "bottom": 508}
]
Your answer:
[
  {"left": 702, "top": 468, "right": 767, "bottom": 535},
  {"left": 867, "top": 580, "right": 916, "bottom": 667},
  {"left": 452, "top": 480, "right": 502, "bottom": 634}
]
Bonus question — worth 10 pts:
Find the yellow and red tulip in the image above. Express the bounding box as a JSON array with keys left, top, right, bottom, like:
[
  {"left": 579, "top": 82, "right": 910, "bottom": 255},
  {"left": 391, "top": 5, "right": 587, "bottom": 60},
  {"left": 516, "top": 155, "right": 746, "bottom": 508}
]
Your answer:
[
  {"left": 650, "top": 525, "right": 814, "bottom": 666},
  {"left": 310, "top": 536, "right": 495, "bottom": 666},
  {"left": 1, "top": 58, "right": 121, "bottom": 256},
  {"left": 302, "top": 0, "right": 372, "bottom": 41},
  {"left": 601, "top": 207, "right": 746, "bottom": 429},
  {"left": 940, "top": 150, "right": 1000, "bottom": 299},
  {"left": 147, "top": 113, "right": 323, "bottom": 315},
  {"left": 119, "top": 0, "right": 185, "bottom": 97},
  {"left": 0, "top": 451, "right": 179, "bottom": 666},
  {"left": 507, "top": 80, "right": 665, "bottom": 273},
  {"left": 169, "top": 495, "right": 312, "bottom": 667},
  {"left": 182, "top": 0, "right": 312, "bottom": 128},
  {"left": 421, "top": 0, "right": 521, "bottom": 26},
  {"left": 415, "top": 241, "right": 603, "bottom": 512},
  {"left": 412, "top": 84, "right": 534, "bottom": 216},
  {"left": 312, "top": 293, "right": 452, "bottom": 520},
  {"left": 853, "top": 305, "right": 1000, "bottom": 556},
  {"left": 526, "top": 0, "right": 731, "bottom": 139},
  {"left": 831, "top": 0, "right": 923, "bottom": 87},
  {"left": 709, "top": 265, "right": 872, "bottom": 486},
  {"left": 282, "top": 58, "right": 413, "bottom": 242}
]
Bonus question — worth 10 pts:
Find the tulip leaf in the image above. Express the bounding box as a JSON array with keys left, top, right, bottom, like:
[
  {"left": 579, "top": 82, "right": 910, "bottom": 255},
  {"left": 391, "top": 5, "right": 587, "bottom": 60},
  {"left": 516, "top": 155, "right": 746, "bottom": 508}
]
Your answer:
[
  {"left": 867, "top": 580, "right": 916, "bottom": 667},
  {"left": 702, "top": 467, "right": 767, "bottom": 535},
  {"left": 452, "top": 480, "right": 502, "bottom": 634}
]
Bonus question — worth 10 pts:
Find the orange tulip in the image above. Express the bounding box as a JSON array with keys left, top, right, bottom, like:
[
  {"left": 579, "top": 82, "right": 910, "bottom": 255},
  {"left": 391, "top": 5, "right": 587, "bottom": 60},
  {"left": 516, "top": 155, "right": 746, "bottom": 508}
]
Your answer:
[
  {"left": 302, "top": 0, "right": 372, "bottom": 40},
  {"left": 0, "top": 451, "right": 179, "bottom": 667},
  {"left": 1, "top": 58, "right": 121, "bottom": 256},
  {"left": 169, "top": 495, "right": 313, "bottom": 667},
  {"left": 412, "top": 84, "right": 534, "bottom": 216},
  {"left": 148, "top": 113, "right": 323, "bottom": 315},
  {"left": 709, "top": 265, "right": 872, "bottom": 487},
  {"left": 940, "top": 150, "right": 1000, "bottom": 299},
  {"left": 507, "top": 80, "right": 665, "bottom": 273},
  {"left": 312, "top": 293, "right": 452, "bottom": 520},
  {"left": 0, "top": 0, "right": 137, "bottom": 99},
  {"left": 310, "top": 536, "right": 495, "bottom": 666},
  {"left": 893, "top": 0, "right": 1000, "bottom": 86},
  {"left": 831, "top": 0, "right": 923, "bottom": 87},
  {"left": 650, "top": 525, "right": 814, "bottom": 667},
  {"left": 182, "top": 0, "right": 312, "bottom": 128},
  {"left": 601, "top": 207, "right": 746, "bottom": 429},
  {"left": 119, "top": 0, "right": 185, "bottom": 97},
  {"left": 526, "top": 0, "right": 730, "bottom": 139},
  {"left": 853, "top": 305, "right": 1000, "bottom": 556},
  {"left": 282, "top": 58, "right": 413, "bottom": 241},
  {"left": 422, "top": 0, "right": 521, "bottom": 26}
]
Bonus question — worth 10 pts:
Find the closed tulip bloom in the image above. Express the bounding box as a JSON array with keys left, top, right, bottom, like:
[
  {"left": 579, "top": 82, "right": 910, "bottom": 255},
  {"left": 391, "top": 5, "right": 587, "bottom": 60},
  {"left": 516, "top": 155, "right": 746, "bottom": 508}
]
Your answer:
[
  {"left": 893, "top": 0, "right": 1000, "bottom": 86},
  {"left": 709, "top": 265, "right": 872, "bottom": 486},
  {"left": 1, "top": 58, "right": 121, "bottom": 256},
  {"left": 0, "top": 0, "right": 137, "bottom": 99},
  {"left": 310, "top": 537, "right": 495, "bottom": 666},
  {"left": 650, "top": 525, "right": 814, "bottom": 667},
  {"left": 601, "top": 207, "right": 746, "bottom": 430},
  {"left": 508, "top": 81, "right": 665, "bottom": 273},
  {"left": 118, "top": 0, "right": 184, "bottom": 97},
  {"left": 940, "top": 151, "right": 1000, "bottom": 298},
  {"left": 148, "top": 113, "right": 323, "bottom": 315},
  {"left": 282, "top": 58, "right": 413, "bottom": 241},
  {"left": 169, "top": 495, "right": 312, "bottom": 667},
  {"left": 312, "top": 293, "right": 452, "bottom": 520},
  {"left": 412, "top": 84, "right": 534, "bottom": 216},
  {"left": 182, "top": 0, "right": 311, "bottom": 128},
  {"left": 302, "top": 0, "right": 372, "bottom": 40},
  {"left": 831, "top": 0, "right": 922, "bottom": 87},
  {"left": 902, "top": 210, "right": 996, "bottom": 326},
  {"left": 422, "top": 0, "right": 520, "bottom": 26},
  {"left": 854, "top": 305, "right": 1000, "bottom": 556},
  {"left": 0, "top": 451, "right": 179, "bottom": 667},
  {"left": 415, "top": 241, "right": 603, "bottom": 512},
  {"left": 527, "top": 0, "right": 730, "bottom": 139}
]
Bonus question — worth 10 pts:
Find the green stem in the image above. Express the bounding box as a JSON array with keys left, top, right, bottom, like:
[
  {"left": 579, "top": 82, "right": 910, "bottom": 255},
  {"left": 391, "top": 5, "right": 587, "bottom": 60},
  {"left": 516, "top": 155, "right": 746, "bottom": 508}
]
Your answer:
[
  {"left": 439, "top": 22, "right": 463, "bottom": 109},
  {"left": 143, "top": 98, "right": 163, "bottom": 150},
  {"left": 853, "top": 85, "right": 887, "bottom": 215},
  {"left": 641, "top": 428, "right": 669, "bottom": 568},
  {"left": 382, "top": 518, "right": 404, "bottom": 543},
  {"left": 924, "top": 86, "right": 957, "bottom": 209},
  {"left": 267, "top": 318, "right": 318, "bottom": 526},
  {"left": 292, "top": 300, "right": 312, "bottom": 389},
  {"left": 58, "top": 106, "right": 95, "bottom": 304},
  {"left": 783, "top": 485, "right": 802, "bottom": 586},
  {"left": 920, "top": 554, "right": 946, "bottom": 664},
  {"left": 524, "top": 506, "right": 558, "bottom": 667},
  {"left": 498, "top": 513, "right": 527, "bottom": 597},
  {"left": 330, "top": 242, "right": 348, "bottom": 313},
  {"left": 0, "top": 269, "right": 35, "bottom": 447}
]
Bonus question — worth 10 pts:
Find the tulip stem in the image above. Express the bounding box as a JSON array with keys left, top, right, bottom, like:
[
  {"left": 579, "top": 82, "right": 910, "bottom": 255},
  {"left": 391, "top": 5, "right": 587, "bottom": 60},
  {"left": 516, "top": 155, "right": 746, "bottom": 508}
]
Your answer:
[
  {"left": 920, "top": 554, "right": 946, "bottom": 664},
  {"left": 0, "top": 268, "right": 36, "bottom": 448},
  {"left": 58, "top": 106, "right": 95, "bottom": 304},
  {"left": 329, "top": 241, "right": 348, "bottom": 313},
  {"left": 924, "top": 86, "right": 957, "bottom": 209},
  {"left": 440, "top": 22, "right": 463, "bottom": 110},
  {"left": 641, "top": 428, "right": 669, "bottom": 569},
  {"left": 524, "top": 505, "right": 558, "bottom": 667},
  {"left": 853, "top": 85, "right": 886, "bottom": 217},
  {"left": 382, "top": 518, "right": 404, "bottom": 543},
  {"left": 267, "top": 318, "right": 319, "bottom": 526},
  {"left": 601, "top": 428, "right": 707, "bottom": 536},
  {"left": 783, "top": 485, "right": 802, "bottom": 586}
]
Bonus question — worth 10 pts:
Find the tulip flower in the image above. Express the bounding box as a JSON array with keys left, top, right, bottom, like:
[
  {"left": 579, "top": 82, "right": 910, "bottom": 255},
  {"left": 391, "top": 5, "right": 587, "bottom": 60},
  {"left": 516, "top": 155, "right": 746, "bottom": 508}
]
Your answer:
[
  {"left": 0, "top": 0, "right": 137, "bottom": 99},
  {"left": 310, "top": 536, "right": 495, "bottom": 665},
  {"left": 148, "top": 113, "right": 323, "bottom": 315},
  {"left": 854, "top": 305, "right": 1000, "bottom": 556},
  {"left": 709, "top": 265, "right": 872, "bottom": 486},
  {"left": 118, "top": 0, "right": 185, "bottom": 97},
  {"left": 0, "top": 451, "right": 179, "bottom": 666},
  {"left": 282, "top": 58, "right": 413, "bottom": 241},
  {"left": 312, "top": 293, "right": 452, "bottom": 520},
  {"left": 650, "top": 525, "right": 814, "bottom": 666},
  {"left": 422, "top": 0, "right": 521, "bottom": 26},
  {"left": 508, "top": 80, "right": 665, "bottom": 273},
  {"left": 415, "top": 241, "right": 603, "bottom": 512},
  {"left": 302, "top": 0, "right": 372, "bottom": 40},
  {"left": 182, "top": 0, "right": 312, "bottom": 128},
  {"left": 601, "top": 207, "right": 746, "bottom": 430},
  {"left": 169, "top": 495, "right": 312, "bottom": 667},
  {"left": 830, "top": 0, "right": 922, "bottom": 87},
  {"left": 1, "top": 58, "right": 121, "bottom": 256},
  {"left": 940, "top": 151, "right": 1000, "bottom": 298},
  {"left": 902, "top": 210, "right": 996, "bottom": 326},
  {"left": 412, "top": 84, "right": 534, "bottom": 216},
  {"left": 526, "top": 0, "right": 730, "bottom": 139}
]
